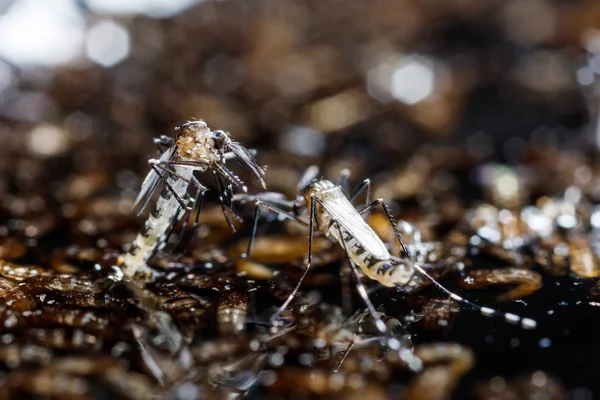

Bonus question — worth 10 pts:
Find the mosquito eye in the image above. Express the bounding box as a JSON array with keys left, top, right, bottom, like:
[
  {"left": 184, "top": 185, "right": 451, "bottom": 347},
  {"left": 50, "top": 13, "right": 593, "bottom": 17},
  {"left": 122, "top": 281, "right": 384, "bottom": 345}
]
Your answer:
[{"left": 213, "top": 130, "right": 228, "bottom": 149}]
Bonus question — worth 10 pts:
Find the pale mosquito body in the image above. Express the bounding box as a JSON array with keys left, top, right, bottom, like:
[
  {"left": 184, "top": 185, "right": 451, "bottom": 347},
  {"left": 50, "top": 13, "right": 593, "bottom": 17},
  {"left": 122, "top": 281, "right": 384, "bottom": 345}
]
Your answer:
[
  {"left": 123, "top": 120, "right": 266, "bottom": 278},
  {"left": 238, "top": 166, "right": 536, "bottom": 370}
]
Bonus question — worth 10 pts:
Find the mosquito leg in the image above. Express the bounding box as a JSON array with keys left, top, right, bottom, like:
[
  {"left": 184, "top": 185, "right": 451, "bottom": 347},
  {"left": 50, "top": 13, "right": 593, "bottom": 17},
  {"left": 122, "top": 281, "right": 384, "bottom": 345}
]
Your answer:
[
  {"left": 253, "top": 201, "right": 310, "bottom": 228},
  {"left": 150, "top": 165, "right": 189, "bottom": 211},
  {"left": 336, "top": 224, "right": 387, "bottom": 334},
  {"left": 177, "top": 186, "right": 207, "bottom": 256},
  {"left": 349, "top": 178, "right": 371, "bottom": 222},
  {"left": 213, "top": 172, "right": 236, "bottom": 232},
  {"left": 241, "top": 203, "right": 262, "bottom": 259},
  {"left": 336, "top": 223, "right": 422, "bottom": 371},
  {"left": 155, "top": 159, "right": 246, "bottom": 192},
  {"left": 270, "top": 196, "right": 316, "bottom": 325},
  {"left": 239, "top": 198, "right": 309, "bottom": 263},
  {"left": 349, "top": 178, "right": 371, "bottom": 205},
  {"left": 147, "top": 206, "right": 186, "bottom": 261},
  {"left": 150, "top": 162, "right": 205, "bottom": 193},
  {"left": 357, "top": 198, "right": 410, "bottom": 256},
  {"left": 412, "top": 263, "right": 537, "bottom": 330}
]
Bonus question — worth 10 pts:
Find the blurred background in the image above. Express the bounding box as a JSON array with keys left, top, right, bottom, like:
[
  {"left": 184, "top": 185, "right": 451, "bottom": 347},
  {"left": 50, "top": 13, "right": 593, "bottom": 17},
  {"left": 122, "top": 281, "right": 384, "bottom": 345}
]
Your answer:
[
  {"left": 2, "top": 0, "right": 600, "bottom": 398},
  {"left": 3, "top": 0, "right": 600, "bottom": 250}
]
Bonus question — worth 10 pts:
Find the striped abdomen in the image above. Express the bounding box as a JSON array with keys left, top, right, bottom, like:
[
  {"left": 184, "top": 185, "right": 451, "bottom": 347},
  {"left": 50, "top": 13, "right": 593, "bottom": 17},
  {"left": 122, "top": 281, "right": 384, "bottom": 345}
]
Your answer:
[
  {"left": 327, "top": 224, "right": 389, "bottom": 277},
  {"left": 122, "top": 167, "right": 193, "bottom": 277},
  {"left": 327, "top": 225, "right": 414, "bottom": 287}
]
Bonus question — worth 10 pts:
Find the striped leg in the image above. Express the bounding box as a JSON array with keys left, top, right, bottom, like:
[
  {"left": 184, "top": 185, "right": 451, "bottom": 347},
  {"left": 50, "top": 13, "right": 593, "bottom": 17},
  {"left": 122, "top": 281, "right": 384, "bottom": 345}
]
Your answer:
[
  {"left": 411, "top": 263, "right": 537, "bottom": 329},
  {"left": 362, "top": 201, "right": 537, "bottom": 330}
]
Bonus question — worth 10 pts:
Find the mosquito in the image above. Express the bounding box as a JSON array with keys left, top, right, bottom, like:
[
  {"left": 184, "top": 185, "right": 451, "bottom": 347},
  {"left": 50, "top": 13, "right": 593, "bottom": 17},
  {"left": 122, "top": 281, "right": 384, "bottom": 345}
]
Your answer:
[
  {"left": 238, "top": 166, "right": 536, "bottom": 368},
  {"left": 122, "top": 120, "right": 266, "bottom": 279}
]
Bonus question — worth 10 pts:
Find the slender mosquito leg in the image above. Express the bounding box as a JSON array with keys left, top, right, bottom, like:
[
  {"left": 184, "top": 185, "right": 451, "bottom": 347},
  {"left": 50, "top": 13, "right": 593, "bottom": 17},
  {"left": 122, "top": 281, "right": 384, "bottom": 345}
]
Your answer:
[
  {"left": 362, "top": 204, "right": 536, "bottom": 329},
  {"left": 255, "top": 201, "right": 309, "bottom": 228},
  {"left": 349, "top": 178, "right": 371, "bottom": 223},
  {"left": 349, "top": 178, "right": 371, "bottom": 205},
  {"left": 270, "top": 196, "right": 316, "bottom": 325},
  {"left": 240, "top": 199, "right": 309, "bottom": 260},
  {"left": 150, "top": 165, "right": 189, "bottom": 210},
  {"left": 151, "top": 162, "right": 205, "bottom": 193},
  {"left": 213, "top": 173, "right": 236, "bottom": 232},
  {"left": 357, "top": 198, "right": 410, "bottom": 256},
  {"left": 177, "top": 187, "right": 207, "bottom": 256},
  {"left": 154, "top": 159, "right": 247, "bottom": 191},
  {"left": 147, "top": 206, "right": 186, "bottom": 261},
  {"left": 242, "top": 204, "right": 262, "bottom": 259},
  {"left": 336, "top": 223, "right": 387, "bottom": 334},
  {"left": 152, "top": 160, "right": 210, "bottom": 168},
  {"left": 412, "top": 263, "right": 537, "bottom": 329},
  {"left": 337, "top": 223, "right": 422, "bottom": 371}
]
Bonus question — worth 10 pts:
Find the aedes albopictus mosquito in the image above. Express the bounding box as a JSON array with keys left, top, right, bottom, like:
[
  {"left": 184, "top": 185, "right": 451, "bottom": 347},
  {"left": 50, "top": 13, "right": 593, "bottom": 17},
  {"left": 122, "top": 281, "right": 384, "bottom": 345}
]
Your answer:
[
  {"left": 237, "top": 166, "right": 537, "bottom": 368},
  {"left": 122, "top": 120, "right": 266, "bottom": 278}
]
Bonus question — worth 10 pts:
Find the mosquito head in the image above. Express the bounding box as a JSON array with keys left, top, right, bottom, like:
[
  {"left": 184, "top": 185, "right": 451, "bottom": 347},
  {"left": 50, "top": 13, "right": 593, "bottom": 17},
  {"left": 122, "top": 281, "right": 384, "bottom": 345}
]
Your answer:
[
  {"left": 300, "top": 178, "right": 338, "bottom": 208},
  {"left": 212, "top": 130, "right": 229, "bottom": 150},
  {"left": 173, "top": 120, "right": 266, "bottom": 189},
  {"left": 175, "top": 120, "right": 222, "bottom": 163}
]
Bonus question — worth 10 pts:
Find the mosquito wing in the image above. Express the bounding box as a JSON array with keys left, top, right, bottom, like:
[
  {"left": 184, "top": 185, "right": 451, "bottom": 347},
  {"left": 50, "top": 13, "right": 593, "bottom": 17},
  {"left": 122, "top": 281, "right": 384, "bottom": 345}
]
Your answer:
[
  {"left": 133, "top": 145, "right": 176, "bottom": 215},
  {"left": 320, "top": 191, "right": 389, "bottom": 260},
  {"left": 229, "top": 141, "right": 266, "bottom": 189}
]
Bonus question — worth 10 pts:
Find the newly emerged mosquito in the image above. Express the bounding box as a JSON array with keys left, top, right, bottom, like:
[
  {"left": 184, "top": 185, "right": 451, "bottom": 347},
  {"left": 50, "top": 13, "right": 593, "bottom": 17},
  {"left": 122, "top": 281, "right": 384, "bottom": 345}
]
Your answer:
[
  {"left": 122, "top": 120, "right": 266, "bottom": 278},
  {"left": 238, "top": 166, "right": 537, "bottom": 341}
]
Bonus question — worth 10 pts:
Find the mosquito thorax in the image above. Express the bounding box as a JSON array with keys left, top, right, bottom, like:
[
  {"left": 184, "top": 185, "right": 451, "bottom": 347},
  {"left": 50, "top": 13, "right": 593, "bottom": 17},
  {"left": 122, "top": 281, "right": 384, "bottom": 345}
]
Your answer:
[
  {"left": 174, "top": 120, "right": 221, "bottom": 163},
  {"left": 301, "top": 179, "right": 339, "bottom": 207}
]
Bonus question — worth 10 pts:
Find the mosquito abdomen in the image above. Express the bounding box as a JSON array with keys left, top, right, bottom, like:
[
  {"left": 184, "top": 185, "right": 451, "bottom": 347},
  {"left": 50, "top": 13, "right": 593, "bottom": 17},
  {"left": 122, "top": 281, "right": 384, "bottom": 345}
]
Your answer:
[{"left": 122, "top": 167, "right": 193, "bottom": 278}]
